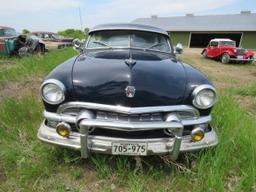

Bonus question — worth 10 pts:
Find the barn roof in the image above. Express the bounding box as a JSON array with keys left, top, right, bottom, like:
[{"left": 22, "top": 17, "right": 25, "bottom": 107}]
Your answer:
[{"left": 132, "top": 12, "right": 256, "bottom": 32}]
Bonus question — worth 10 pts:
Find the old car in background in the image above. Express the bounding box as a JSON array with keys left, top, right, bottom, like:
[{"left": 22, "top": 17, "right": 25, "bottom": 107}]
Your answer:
[
  {"left": 202, "top": 38, "right": 254, "bottom": 64},
  {"left": 0, "top": 26, "right": 46, "bottom": 56},
  {"left": 0, "top": 26, "right": 17, "bottom": 56},
  {"left": 30, "top": 31, "right": 73, "bottom": 49},
  {"left": 38, "top": 24, "right": 218, "bottom": 160}
]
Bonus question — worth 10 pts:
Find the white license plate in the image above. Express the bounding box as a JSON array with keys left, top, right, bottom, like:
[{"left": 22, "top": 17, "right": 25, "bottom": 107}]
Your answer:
[
  {"left": 237, "top": 55, "right": 243, "bottom": 59},
  {"left": 112, "top": 142, "right": 147, "bottom": 156}
]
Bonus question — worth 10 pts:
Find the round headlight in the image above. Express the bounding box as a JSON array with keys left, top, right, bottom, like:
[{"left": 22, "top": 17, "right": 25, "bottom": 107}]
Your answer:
[
  {"left": 41, "top": 79, "right": 65, "bottom": 105},
  {"left": 192, "top": 85, "right": 216, "bottom": 109}
]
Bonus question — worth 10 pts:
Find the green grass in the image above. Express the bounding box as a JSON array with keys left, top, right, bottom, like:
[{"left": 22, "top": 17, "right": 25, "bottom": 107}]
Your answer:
[
  {"left": 0, "top": 49, "right": 76, "bottom": 81},
  {"left": 0, "top": 94, "right": 255, "bottom": 191},
  {"left": 231, "top": 83, "right": 256, "bottom": 97},
  {"left": 0, "top": 49, "right": 256, "bottom": 191}
]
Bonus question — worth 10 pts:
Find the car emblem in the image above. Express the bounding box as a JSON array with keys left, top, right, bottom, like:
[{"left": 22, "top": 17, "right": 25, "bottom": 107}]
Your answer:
[{"left": 125, "top": 86, "right": 136, "bottom": 98}]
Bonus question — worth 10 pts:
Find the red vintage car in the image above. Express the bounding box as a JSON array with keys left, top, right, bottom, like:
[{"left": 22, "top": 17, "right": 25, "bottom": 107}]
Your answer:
[{"left": 202, "top": 39, "right": 254, "bottom": 64}]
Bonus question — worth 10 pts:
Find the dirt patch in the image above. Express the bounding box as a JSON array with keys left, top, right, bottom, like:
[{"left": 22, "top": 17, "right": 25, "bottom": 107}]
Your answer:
[
  {"left": 0, "top": 168, "right": 7, "bottom": 184},
  {"left": 0, "top": 77, "right": 42, "bottom": 101},
  {"left": 251, "top": 71, "right": 256, "bottom": 77},
  {"left": 236, "top": 95, "right": 256, "bottom": 115}
]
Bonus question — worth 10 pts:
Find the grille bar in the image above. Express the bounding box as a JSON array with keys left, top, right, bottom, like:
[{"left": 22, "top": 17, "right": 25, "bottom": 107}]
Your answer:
[
  {"left": 96, "top": 111, "right": 163, "bottom": 122},
  {"left": 57, "top": 102, "right": 199, "bottom": 117},
  {"left": 236, "top": 48, "right": 245, "bottom": 56}
]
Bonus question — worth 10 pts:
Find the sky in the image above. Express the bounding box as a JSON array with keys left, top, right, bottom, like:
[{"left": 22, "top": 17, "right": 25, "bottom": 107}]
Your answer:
[{"left": 0, "top": 0, "right": 255, "bottom": 33}]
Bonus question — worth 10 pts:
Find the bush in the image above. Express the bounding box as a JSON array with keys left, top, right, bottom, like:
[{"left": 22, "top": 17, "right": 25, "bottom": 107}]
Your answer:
[{"left": 57, "top": 28, "right": 89, "bottom": 40}]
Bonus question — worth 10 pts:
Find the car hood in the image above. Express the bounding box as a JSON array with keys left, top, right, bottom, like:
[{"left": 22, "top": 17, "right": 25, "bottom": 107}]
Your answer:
[{"left": 72, "top": 50, "right": 187, "bottom": 107}]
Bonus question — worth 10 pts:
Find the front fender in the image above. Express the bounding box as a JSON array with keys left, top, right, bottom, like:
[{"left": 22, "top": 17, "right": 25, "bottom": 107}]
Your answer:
[
  {"left": 42, "top": 56, "right": 78, "bottom": 112},
  {"left": 244, "top": 50, "right": 254, "bottom": 58},
  {"left": 201, "top": 49, "right": 207, "bottom": 54}
]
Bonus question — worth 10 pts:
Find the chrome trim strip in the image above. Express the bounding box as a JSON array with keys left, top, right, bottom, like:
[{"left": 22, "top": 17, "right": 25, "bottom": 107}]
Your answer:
[
  {"left": 43, "top": 110, "right": 211, "bottom": 127},
  {"left": 57, "top": 102, "right": 200, "bottom": 116},
  {"left": 44, "top": 111, "right": 76, "bottom": 123},
  {"left": 229, "top": 58, "right": 254, "bottom": 61},
  {"left": 79, "top": 119, "right": 184, "bottom": 131},
  {"left": 85, "top": 47, "right": 172, "bottom": 54}
]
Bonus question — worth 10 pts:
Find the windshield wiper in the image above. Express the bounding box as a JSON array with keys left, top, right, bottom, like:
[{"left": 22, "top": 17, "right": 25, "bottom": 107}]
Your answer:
[
  {"left": 92, "top": 41, "right": 112, "bottom": 48},
  {"left": 147, "top": 42, "right": 165, "bottom": 49},
  {"left": 128, "top": 47, "right": 171, "bottom": 54}
]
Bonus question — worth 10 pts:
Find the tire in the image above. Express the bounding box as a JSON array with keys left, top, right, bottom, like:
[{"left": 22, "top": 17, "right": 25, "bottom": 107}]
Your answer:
[
  {"left": 58, "top": 44, "right": 65, "bottom": 49},
  {"left": 248, "top": 56, "right": 254, "bottom": 64},
  {"left": 221, "top": 53, "right": 230, "bottom": 64},
  {"left": 202, "top": 50, "right": 208, "bottom": 58},
  {"left": 35, "top": 44, "right": 45, "bottom": 54}
]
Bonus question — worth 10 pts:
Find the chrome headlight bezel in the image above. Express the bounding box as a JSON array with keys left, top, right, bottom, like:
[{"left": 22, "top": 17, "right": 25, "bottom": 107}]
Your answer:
[
  {"left": 40, "top": 79, "right": 66, "bottom": 105},
  {"left": 192, "top": 84, "right": 216, "bottom": 109}
]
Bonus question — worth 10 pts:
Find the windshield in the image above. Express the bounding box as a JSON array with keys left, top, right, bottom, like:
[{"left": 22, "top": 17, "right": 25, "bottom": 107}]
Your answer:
[
  {"left": 0, "top": 28, "right": 17, "bottom": 37},
  {"left": 87, "top": 30, "right": 171, "bottom": 53},
  {"left": 52, "top": 34, "right": 60, "bottom": 39},
  {"left": 219, "top": 41, "right": 236, "bottom": 46}
]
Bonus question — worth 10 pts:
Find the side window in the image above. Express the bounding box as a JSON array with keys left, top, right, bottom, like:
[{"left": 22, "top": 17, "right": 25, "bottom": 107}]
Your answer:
[
  {"left": 44, "top": 34, "right": 49, "bottom": 39},
  {"left": 210, "top": 41, "right": 218, "bottom": 47}
]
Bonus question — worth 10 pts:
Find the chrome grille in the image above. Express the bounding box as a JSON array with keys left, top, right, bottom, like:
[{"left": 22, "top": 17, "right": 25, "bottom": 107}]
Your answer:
[
  {"left": 58, "top": 102, "right": 200, "bottom": 123},
  {"left": 96, "top": 111, "right": 163, "bottom": 122},
  {"left": 236, "top": 48, "right": 245, "bottom": 56},
  {"left": 61, "top": 108, "right": 197, "bottom": 123}
]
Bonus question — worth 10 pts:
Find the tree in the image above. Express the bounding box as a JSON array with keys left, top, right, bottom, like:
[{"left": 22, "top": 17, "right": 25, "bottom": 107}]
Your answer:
[
  {"left": 84, "top": 28, "right": 89, "bottom": 34},
  {"left": 22, "top": 29, "right": 30, "bottom": 34},
  {"left": 57, "top": 28, "right": 89, "bottom": 40}
]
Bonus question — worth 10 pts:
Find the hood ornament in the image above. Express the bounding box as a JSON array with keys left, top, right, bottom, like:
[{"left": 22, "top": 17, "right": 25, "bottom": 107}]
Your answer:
[{"left": 125, "top": 86, "right": 136, "bottom": 98}]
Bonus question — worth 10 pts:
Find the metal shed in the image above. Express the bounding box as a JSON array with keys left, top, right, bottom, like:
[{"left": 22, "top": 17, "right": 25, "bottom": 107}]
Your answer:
[{"left": 133, "top": 11, "right": 256, "bottom": 49}]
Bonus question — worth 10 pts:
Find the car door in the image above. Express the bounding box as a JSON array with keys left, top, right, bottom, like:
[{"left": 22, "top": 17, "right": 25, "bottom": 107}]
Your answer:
[{"left": 207, "top": 41, "right": 219, "bottom": 58}]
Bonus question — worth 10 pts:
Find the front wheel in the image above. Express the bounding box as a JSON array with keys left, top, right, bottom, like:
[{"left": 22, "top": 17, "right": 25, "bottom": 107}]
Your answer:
[
  {"left": 202, "top": 50, "right": 208, "bottom": 58},
  {"left": 248, "top": 56, "right": 254, "bottom": 64},
  {"left": 35, "top": 44, "right": 46, "bottom": 54},
  {"left": 221, "top": 53, "right": 230, "bottom": 64}
]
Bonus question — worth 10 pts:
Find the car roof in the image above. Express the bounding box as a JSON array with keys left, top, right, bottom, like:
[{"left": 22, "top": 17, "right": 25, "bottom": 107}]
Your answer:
[
  {"left": 88, "top": 23, "right": 169, "bottom": 36},
  {"left": 31, "top": 31, "right": 57, "bottom": 34},
  {"left": 211, "top": 38, "right": 235, "bottom": 42}
]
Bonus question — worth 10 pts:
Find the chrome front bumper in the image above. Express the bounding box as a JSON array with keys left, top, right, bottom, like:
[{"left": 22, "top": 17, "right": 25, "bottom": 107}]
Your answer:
[
  {"left": 37, "top": 102, "right": 218, "bottom": 160},
  {"left": 38, "top": 120, "right": 218, "bottom": 160},
  {"left": 230, "top": 58, "right": 254, "bottom": 62}
]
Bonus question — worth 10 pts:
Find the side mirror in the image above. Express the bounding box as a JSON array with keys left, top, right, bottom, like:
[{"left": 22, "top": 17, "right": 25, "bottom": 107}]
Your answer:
[
  {"left": 72, "top": 39, "right": 83, "bottom": 53},
  {"left": 175, "top": 43, "right": 183, "bottom": 54}
]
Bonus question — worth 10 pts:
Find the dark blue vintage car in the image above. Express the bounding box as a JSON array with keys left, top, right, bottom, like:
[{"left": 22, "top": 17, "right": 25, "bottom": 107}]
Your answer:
[{"left": 38, "top": 24, "right": 218, "bottom": 160}]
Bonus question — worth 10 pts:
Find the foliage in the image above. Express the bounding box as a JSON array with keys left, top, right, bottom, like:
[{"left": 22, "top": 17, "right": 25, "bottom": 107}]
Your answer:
[
  {"left": 57, "top": 28, "right": 89, "bottom": 40},
  {"left": 22, "top": 29, "right": 30, "bottom": 34}
]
